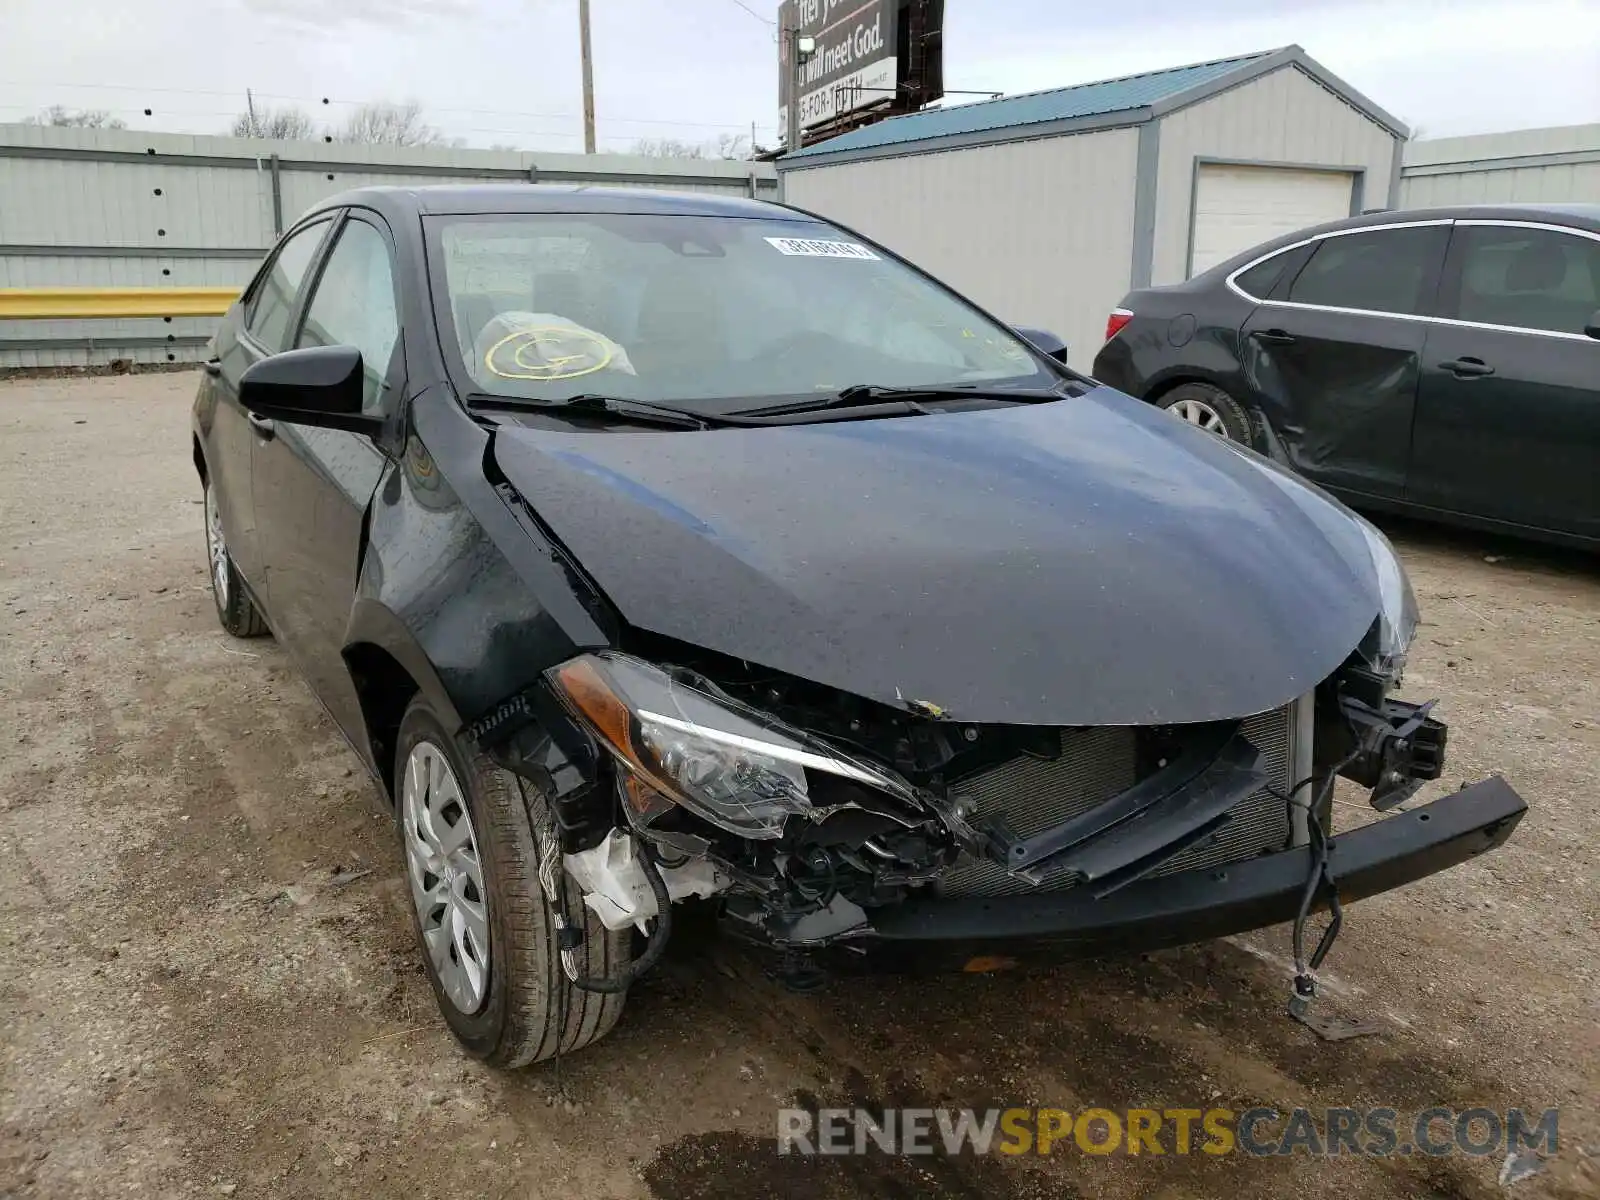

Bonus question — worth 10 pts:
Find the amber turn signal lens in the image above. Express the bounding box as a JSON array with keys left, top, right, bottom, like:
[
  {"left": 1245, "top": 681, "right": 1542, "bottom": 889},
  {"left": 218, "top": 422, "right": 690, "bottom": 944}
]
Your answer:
[{"left": 554, "top": 657, "right": 636, "bottom": 763}]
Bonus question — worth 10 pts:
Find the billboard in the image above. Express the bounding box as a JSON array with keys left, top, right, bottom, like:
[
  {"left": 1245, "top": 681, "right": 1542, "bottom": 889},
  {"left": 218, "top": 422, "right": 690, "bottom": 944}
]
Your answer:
[{"left": 778, "top": 0, "right": 899, "bottom": 136}]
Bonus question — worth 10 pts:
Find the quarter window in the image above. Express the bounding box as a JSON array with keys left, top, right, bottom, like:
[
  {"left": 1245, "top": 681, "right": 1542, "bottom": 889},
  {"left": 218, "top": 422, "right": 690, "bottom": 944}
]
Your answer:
[
  {"left": 1286, "top": 226, "right": 1447, "bottom": 316},
  {"left": 1450, "top": 225, "right": 1600, "bottom": 335},
  {"left": 246, "top": 219, "right": 331, "bottom": 352},
  {"left": 1234, "top": 252, "right": 1294, "bottom": 300},
  {"left": 296, "top": 220, "right": 400, "bottom": 414}
]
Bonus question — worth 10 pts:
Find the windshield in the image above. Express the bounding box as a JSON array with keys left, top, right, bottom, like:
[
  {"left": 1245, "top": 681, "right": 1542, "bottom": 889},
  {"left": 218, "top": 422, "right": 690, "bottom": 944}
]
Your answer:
[{"left": 425, "top": 212, "right": 1059, "bottom": 412}]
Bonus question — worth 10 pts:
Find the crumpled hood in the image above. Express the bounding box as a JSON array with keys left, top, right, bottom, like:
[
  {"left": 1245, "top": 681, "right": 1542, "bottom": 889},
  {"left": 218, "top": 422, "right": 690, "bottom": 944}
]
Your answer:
[{"left": 492, "top": 386, "right": 1385, "bottom": 725}]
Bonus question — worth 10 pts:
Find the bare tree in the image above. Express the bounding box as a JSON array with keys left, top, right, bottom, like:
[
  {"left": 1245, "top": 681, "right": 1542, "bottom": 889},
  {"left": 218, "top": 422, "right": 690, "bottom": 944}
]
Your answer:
[
  {"left": 23, "top": 105, "right": 126, "bottom": 129},
  {"left": 336, "top": 101, "right": 455, "bottom": 147},
  {"left": 231, "top": 105, "right": 317, "bottom": 140},
  {"left": 629, "top": 137, "right": 709, "bottom": 159},
  {"left": 629, "top": 133, "right": 754, "bottom": 160}
]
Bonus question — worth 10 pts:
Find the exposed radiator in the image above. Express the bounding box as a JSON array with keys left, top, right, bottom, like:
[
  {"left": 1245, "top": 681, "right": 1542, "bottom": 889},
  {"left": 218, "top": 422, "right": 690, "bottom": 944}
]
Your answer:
[{"left": 935, "top": 706, "right": 1301, "bottom": 897}]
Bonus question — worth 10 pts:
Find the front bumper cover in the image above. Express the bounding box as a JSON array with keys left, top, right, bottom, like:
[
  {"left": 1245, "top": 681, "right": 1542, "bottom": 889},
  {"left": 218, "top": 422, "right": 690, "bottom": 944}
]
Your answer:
[{"left": 830, "top": 776, "right": 1525, "bottom": 971}]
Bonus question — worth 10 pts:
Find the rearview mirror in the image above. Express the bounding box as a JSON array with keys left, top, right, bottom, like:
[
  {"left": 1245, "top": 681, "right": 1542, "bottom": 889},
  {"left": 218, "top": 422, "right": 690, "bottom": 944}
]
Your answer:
[
  {"left": 239, "top": 345, "right": 380, "bottom": 434},
  {"left": 1015, "top": 327, "right": 1070, "bottom": 365},
  {"left": 1586, "top": 310, "right": 1600, "bottom": 340}
]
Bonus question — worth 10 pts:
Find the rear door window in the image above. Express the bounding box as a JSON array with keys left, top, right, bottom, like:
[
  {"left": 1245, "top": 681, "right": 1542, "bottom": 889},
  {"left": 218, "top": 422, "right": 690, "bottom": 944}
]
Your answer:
[
  {"left": 246, "top": 219, "right": 333, "bottom": 352},
  {"left": 1446, "top": 224, "right": 1600, "bottom": 335},
  {"left": 1285, "top": 225, "right": 1448, "bottom": 316}
]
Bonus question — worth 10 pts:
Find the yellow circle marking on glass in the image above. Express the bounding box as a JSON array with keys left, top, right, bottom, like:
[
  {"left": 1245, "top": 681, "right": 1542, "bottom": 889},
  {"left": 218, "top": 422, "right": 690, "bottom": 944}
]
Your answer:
[{"left": 484, "top": 326, "right": 615, "bottom": 381}]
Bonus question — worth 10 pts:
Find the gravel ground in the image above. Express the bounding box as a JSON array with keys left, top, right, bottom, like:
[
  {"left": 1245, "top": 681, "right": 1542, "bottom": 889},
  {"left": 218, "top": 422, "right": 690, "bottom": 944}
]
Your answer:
[{"left": 1, "top": 371, "right": 1595, "bottom": 1199}]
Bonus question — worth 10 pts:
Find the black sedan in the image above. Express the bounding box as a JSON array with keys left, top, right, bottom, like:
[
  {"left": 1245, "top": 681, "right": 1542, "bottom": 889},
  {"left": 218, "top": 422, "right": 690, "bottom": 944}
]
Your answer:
[
  {"left": 1093, "top": 204, "right": 1600, "bottom": 549},
  {"left": 193, "top": 185, "right": 1524, "bottom": 1067}
]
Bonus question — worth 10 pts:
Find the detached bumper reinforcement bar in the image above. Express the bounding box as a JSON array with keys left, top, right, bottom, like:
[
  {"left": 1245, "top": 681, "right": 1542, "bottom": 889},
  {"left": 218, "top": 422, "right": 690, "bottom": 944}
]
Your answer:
[{"left": 857, "top": 776, "right": 1526, "bottom": 963}]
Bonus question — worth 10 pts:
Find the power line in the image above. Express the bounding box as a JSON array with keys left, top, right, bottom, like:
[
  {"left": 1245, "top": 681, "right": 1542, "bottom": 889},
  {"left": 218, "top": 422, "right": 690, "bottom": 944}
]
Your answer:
[
  {"left": 723, "top": 0, "right": 776, "bottom": 24},
  {"left": 0, "top": 108, "right": 776, "bottom": 147},
  {"left": 0, "top": 81, "right": 768, "bottom": 132}
]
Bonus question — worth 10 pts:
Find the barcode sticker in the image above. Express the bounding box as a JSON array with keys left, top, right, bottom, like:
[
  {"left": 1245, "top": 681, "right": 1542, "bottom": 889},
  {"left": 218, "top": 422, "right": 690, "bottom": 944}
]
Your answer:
[{"left": 764, "top": 237, "right": 880, "bottom": 260}]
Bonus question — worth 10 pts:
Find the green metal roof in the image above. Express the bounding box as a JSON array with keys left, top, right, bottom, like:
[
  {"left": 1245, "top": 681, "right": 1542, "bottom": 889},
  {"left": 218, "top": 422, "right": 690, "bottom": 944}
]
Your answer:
[{"left": 786, "top": 50, "right": 1276, "bottom": 162}]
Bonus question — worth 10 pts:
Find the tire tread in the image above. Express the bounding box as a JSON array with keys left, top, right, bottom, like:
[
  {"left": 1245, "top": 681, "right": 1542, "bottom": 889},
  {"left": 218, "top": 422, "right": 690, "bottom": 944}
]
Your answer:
[{"left": 398, "top": 699, "right": 626, "bottom": 1069}]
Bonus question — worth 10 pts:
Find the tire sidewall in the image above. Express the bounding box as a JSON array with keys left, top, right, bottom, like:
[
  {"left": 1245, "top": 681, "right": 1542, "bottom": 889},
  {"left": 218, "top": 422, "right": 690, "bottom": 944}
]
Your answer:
[
  {"left": 395, "top": 699, "right": 532, "bottom": 1058},
  {"left": 204, "top": 483, "right": 265, "bottom": 636},
  {"left": 1158, "top": 383, "right": 1256, "bottom": 446}
]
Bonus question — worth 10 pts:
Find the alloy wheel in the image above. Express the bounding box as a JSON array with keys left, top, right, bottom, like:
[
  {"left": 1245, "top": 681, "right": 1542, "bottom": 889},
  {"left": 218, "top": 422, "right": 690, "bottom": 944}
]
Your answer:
[
  {"left": 204, "top": 485, "right": 230, "bottom": 606},
  {"left": 402, "top": 742, "right": 491, "bottom": 1014},
  {"left": 1168, "top": 397, "right": 1230, "bottom": 436}
]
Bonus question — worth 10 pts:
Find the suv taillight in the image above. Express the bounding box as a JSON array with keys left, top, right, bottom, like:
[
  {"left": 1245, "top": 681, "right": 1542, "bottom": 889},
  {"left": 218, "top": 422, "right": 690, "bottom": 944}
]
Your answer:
[{"left": 1105, "top": 308, "right": 1133, "bottom": 341}]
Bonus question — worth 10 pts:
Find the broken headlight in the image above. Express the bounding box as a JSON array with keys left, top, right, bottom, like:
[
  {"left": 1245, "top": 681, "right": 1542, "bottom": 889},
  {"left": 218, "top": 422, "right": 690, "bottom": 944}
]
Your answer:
[
  {"left": 1352, "top": 518, "right": 1418, "bottom": 677},
  {"left": 546, "top": 652, "right": 908, "bottom": 840}
]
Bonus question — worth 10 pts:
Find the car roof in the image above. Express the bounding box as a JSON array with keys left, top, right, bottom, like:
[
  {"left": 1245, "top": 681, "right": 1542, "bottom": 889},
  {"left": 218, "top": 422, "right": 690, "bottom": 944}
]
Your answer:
[
  {"left": 1193, "top": 202, "right": 1600, "bottom": 280},
  {"left": 308, "top": 184, "right": 807, "bottom": 223},
  {"left": 1316, "top": 202, "right": 1600, "bottom": 233}
]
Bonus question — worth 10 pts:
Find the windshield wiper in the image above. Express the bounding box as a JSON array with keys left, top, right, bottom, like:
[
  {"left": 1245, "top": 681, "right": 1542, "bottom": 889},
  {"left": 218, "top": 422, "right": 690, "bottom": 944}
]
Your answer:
[
  {"left": 467, "top": 392, "right": 722, "bottom": 429},
  {"left": 735, "top": 382, "right": 1068, "bottom": 418}
]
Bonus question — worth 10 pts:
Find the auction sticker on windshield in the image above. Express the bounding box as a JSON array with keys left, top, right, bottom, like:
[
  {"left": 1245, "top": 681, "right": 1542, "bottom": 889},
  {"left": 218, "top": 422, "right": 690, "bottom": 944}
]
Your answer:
[{"left": 765, "top": 237, "right": 880, "bottom": 260}]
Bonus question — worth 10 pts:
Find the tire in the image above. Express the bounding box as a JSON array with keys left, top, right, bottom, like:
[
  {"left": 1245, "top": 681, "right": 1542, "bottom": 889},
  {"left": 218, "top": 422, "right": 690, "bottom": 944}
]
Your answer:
[
  {"left": 203, "top": 480, "right": 268, "bottom": 638},
  {"left": 1155, "top": 382, "right": 1255, "bottom": 445},
  {"left": 395, "top": 695, "right": 629, "bottom": 1067}
]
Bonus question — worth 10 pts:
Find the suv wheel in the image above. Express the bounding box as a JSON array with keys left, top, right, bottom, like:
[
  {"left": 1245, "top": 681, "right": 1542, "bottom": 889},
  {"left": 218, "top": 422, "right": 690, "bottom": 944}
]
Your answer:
[
  {"left": 395, "top": 695, "right": 629, "bottom": 1067},
  {"left": 1156, "top": 382, "right": 1254, "bottom": 444},
  {"left": 204, "top": 482, "right": 268, "bottom": 637}
]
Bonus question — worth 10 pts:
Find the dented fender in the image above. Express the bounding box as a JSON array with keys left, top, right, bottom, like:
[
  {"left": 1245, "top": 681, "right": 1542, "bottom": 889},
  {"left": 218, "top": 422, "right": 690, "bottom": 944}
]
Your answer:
[{"left": 342, "top": 385, "right": 623, "bottom": 766}]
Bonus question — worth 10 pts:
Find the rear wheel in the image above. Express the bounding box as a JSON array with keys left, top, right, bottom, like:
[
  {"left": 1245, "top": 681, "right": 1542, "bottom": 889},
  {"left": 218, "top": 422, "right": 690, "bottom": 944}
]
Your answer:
[
  {"left": 203, "top": 481, "right": 268, "bottom": 637},
  {"left": 1156, "top": 382, "right": 1254, "bottom": 444},
  {"left": 395, "top": 695, "right": 629, "bottom": 1067}
]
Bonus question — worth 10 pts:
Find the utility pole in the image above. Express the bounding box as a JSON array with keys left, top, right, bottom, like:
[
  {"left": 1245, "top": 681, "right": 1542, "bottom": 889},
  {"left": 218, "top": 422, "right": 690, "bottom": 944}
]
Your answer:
[
  {"left": 578, "top": 0, "right": 596, "bottom": 154},
  {"left": 246, "top": 88, "right": 259, "bottom": 137},
  {"left": 784, "top": 26, "right": 816, "bottom": 156}
]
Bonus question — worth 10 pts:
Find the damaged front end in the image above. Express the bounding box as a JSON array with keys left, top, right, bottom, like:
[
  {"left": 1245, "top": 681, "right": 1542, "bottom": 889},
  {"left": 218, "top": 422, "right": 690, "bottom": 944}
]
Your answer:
[{"left": 475, "top": 638, "right": 1524, "bottom": 1005}]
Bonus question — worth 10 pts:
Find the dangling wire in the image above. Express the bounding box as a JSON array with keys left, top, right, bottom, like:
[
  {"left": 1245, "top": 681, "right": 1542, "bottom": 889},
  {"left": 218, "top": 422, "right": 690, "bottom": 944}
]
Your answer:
[{"left": 1267, "top": 746, "right": 1363, "bottom": 989}]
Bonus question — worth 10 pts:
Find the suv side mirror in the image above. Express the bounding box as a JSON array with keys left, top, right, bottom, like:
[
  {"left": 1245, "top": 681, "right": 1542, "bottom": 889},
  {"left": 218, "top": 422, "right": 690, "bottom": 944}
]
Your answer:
[
  {"left": 1014, "top": 326, "right": 1070, "bottom": 365},
  {"left": 1586, "top": 310, "right": 1600, "bottom": 340},
  {"left": 239, "top": 345, "right": 381, "bottom": 434}
]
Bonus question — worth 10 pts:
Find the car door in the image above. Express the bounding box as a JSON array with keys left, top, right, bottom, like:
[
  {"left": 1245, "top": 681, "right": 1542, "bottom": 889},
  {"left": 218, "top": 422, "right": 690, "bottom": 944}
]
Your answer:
[
  {"left": 251, "top": 211, "right": 403, "bottom": 740},
  {"left": 1238, "top": 222, "right": 1450, "bottom": 498},
  {"left": 210, "top": 216, "right": 335, "bottom": 595},
  {"left": 1409, "top": 220, "right": 1600, "bottom": 541}
]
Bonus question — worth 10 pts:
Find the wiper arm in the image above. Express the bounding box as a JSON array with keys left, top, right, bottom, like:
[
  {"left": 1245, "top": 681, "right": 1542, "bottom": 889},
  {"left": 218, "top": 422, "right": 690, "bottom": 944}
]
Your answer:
[
  {"left": 467, "top": 392, "right": 720, "bottom": 429},
  {"left": 738, "top": 382, "right": 1066, "bottom": 418}
]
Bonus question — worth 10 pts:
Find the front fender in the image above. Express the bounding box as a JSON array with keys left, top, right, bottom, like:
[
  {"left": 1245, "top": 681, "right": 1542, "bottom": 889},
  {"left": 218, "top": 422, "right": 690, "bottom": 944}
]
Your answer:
[
  {"left": 343, "top": 597, "right": 464, "bottom": 733},
  {"left": 353, "top": 385, "right": 619, "bottom": 733}
]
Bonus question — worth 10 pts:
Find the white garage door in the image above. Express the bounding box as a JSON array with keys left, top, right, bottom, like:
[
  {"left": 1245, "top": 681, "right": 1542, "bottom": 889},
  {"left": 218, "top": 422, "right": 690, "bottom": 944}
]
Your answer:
[{"left": 1190, "top": 164, "right": 1356, "bottom": 276}]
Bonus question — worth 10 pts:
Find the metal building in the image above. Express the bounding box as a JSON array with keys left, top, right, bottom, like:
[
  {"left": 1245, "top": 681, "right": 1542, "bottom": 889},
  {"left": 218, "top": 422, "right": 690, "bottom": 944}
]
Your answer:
[
  {"left": 0, "top": 125, "right": 777, "bottom": 370},
  {"left": 1401, "top": 123, "right": 1600, "bottom": 207},
  {"left": 778, "top": 45, "right": 1406, "bottom": 368}
]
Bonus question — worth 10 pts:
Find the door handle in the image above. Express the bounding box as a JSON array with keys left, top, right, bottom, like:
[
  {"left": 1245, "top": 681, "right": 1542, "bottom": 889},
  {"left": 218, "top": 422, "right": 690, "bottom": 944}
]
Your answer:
[
  {"left": 1251, "top": 329, "right": 1296, "bottom": 346},
  {"left": 203, "top": 358, "right": 222, "bottom": 377},
  {"left": 247, "top": 412, "right": 276, "bottom": 439},
  {"left": 1438, "top": 357, "right": 1495, "bottom": 378}
]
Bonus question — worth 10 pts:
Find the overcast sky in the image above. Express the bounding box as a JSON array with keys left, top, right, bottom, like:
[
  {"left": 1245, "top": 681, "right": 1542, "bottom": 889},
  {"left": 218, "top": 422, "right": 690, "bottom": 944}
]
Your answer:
[{"left": 1, "top": 0, "right": 1596, "bottom": 150}]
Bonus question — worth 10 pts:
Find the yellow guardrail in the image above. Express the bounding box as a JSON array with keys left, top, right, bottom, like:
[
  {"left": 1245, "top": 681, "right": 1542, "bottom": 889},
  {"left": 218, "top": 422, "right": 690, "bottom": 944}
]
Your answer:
[{"left": 0, "top": 287, "right": 239, "bottom": 319}]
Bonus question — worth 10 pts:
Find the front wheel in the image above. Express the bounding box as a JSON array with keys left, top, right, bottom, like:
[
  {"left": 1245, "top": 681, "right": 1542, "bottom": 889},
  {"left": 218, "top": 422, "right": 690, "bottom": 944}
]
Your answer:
[
  {"left": 1155, "top": 382, "right": 1254, "bottom": 444},
  {"left": 395, "top": 695, "right": 629, "bottom": 1067}
]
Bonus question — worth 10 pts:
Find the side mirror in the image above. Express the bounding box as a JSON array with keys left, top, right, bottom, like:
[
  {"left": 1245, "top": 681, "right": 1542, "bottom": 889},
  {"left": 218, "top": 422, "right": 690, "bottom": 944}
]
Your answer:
[
  {"left": 1586, "top": 310, "right": 1600, "bottom": 340},
  {"left": 1015, "top": 326, "right": 1070, "bottom": 365},
  {"left": 239, "top": 345, "right": 380, "bottom": 434}
]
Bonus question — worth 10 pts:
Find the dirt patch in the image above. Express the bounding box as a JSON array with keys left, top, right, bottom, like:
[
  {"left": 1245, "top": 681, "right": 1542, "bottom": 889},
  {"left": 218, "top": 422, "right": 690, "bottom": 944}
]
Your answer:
[{"left": 1, "top": 372, "right": 1595, "bottom": 1198}]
